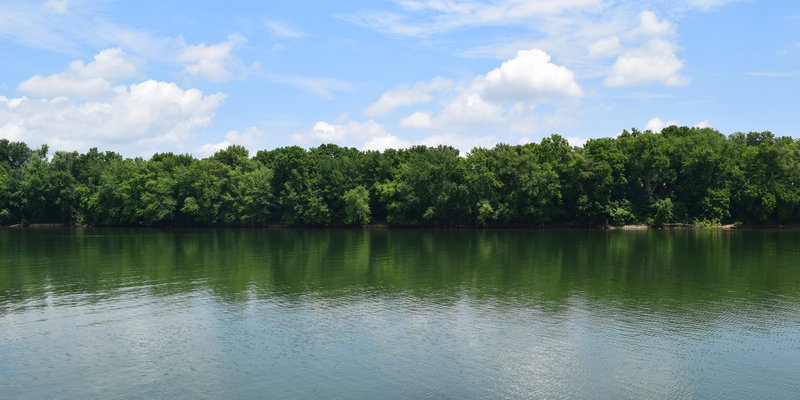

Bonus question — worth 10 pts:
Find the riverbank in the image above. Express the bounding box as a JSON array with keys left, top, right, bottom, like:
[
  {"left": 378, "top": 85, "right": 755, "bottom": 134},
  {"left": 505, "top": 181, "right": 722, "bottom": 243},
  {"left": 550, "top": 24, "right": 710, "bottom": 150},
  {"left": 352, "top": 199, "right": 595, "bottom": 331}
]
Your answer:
[{"left": 5, "top": 222, "right": 800, "bottom": 229}]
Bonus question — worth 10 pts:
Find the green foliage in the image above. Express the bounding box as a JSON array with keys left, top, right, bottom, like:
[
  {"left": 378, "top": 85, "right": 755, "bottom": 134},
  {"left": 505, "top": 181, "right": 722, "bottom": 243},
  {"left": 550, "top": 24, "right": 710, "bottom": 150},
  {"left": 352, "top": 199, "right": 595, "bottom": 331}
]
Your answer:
[
  {"left": 379, "top": 145, "right": 469, "bottom": 225},
  {"left": 0, "top": 127, "right": 799, "bottom": 227},
  {"left": 700, "top": 188, "right": 731, "bottom": 223},
  {"left": 0, "top": 164, "right": 9, "bottom": 224},
  {"left": 475, "top": 199, "right": 496, "bottom": 225},
  {"left": 466, "top": 141, "right": 562, "bottom": 224},
  {"left": 651, "top": 198, "right": 674, "bottom": 226},
  {"left": 606, "top": 201, "right": 635, "bottom": 226},
  {"left": 343, "top": 186, "right": 371, "bottom": 225}
]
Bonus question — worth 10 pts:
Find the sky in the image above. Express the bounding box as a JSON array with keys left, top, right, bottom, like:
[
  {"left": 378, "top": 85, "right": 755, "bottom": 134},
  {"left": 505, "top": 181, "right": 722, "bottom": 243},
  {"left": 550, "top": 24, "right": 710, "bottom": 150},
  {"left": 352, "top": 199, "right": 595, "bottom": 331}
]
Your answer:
[{"left": 0, "top": 0, "right": 798, "bottom": 157}]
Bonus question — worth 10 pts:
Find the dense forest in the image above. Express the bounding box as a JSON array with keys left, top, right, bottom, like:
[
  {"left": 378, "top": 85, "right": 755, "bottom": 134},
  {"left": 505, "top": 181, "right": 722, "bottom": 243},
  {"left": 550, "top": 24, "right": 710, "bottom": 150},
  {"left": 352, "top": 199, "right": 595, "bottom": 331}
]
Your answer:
[{"left": 1, "top": 126, "right": 799, "bottom": 227}]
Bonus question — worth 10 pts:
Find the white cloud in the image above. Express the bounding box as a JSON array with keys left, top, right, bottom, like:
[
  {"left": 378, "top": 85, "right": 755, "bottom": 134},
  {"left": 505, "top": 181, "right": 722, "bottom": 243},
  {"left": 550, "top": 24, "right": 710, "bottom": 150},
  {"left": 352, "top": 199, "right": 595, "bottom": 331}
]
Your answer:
[
  {"left": 694, "top": 120, "right": 712, "bottom": 128},
  {"left": 505, "top": 103, "right": 583, "bottom": 136},
  {"left": 365, "top": 77, "right": 452, "bottom": 116},
  {"left": 588, "top": 36, "right": 622, "bottom": 58},
  {"left": 342, "top": 0, "right": 604, "bottom": 36},
  {"left": 292, "top": 120, "right": 404, "bottom": 149},
  {"left": 223, "top": 127, "right": 269, "bottom": 148},
  {"left": 439, "top": 92, "right": 505, "bottom": 125},
  {"left": 478, "top": 49, "right": 583, "bottom": 101},
  {"left": 348, "top": 3, "right": 709, "bottom": 89},
  {"left": 362, "top": 134, "right": 411, "bottom": 151},
  {"left": 0, "top": 2, "right": 259, "bottom": 76},
  {"left": 301, "top": 120, "right": 358, "bottom": 143},
  {"left": 197, "top": 127, "right": 270, "bottom": 157},
  {"left": 346, "top": 1, "right": 732, "bottom": 39},
  {"left": 644, "top": 117, "right": 713, "bottom": 133},
  {"left": 419, "top": 133, "right": 498, "bottom": 155},
  {"left": 5, "top": 48, "right": 224, "bottom": 155},
  {"left": 292, "top": 119, "right": 411, "bottom": 151},
  {"left": 43, "top": 0, "right": 68, "bottom": 14},
  {"left": 605, "top": 38, "right": 687, "bottom": 87},
  {"left": 604, "top": 12, "right": 687, "bottom": 87},
  {"left": 0, "top": 1, "right": 87, "bottom": 54},
  {"left": 0, "top": 80, "right": 225, "bottom": 154},
  {"left": 197, "top": 141, "right": 233, "bottom": 158},
  {"left": 89, "top": 22, "right": 185, "bottom": 64},
  {"left": 373, "top": 48, "right": 579, "bottom": 134},
  {"left": 262, "top": 19, "right": 306, "bottom": 38},
  {"left": 17, "top": 48, "right": 141, "bottom": 101},
  {"left": 178, "top": 34, "right": 254, "bottom": 82},
  {"left": 633, "top": 10, "right": 673, "bottom": 37},
  {"left": 399, "top": 111, "right": 434, "bottom": 129},
  {"left": 566, "top": 136, "right": 588, "bottom": 147},
  {"left": 645, "top": 117, "right": 680, "bottom": 133},
  {"left": 337, "top": 48, "right": 585, "bottom": 150}
]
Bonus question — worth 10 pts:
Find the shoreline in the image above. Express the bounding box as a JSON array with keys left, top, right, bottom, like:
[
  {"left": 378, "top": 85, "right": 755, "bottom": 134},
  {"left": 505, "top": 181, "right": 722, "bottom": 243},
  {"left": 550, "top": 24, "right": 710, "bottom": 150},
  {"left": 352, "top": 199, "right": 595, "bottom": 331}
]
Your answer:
[{"left": 4, "top": 223, "right": 800, "bottom": 230}]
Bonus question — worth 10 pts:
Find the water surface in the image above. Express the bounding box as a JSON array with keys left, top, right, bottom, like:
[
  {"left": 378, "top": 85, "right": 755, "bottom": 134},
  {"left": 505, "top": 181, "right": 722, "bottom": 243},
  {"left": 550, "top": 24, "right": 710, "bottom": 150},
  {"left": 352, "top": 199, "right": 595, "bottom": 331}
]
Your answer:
[{"left": 1, "top": 228, "right": 799, "bottom": 399}]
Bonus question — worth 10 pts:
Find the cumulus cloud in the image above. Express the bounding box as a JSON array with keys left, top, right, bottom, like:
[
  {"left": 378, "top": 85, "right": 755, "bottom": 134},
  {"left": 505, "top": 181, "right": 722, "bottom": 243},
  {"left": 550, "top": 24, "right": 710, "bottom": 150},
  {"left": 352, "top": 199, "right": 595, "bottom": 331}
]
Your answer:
[
  {"left": 364, "top": 48, "right": 580, "bottom": 135},
  {"left": 197, "top": 141, "right": 233, "bottom": 158},
  {"left": 438, "top": 92, "right": 505, "bottom": 125},
  {"left": 368, "top": 48, "right": 580, "bottom": 136},
  {"left": 644, "top": 117, "right": 711, "bottom": 133},
  {"left": 293, "top": 119, "right": 409, "bottom": 151},
  {"left": 604, "top": 11, "right": 688, "bottom": 87},
  {"left": 197, "top": 127, "right": 270, "bottom": 157},
  {"left": 645, "top": 117, "right": 680, "bottom": 133},
  {"left": 419, "top": 133, "right": 498, "bottom": 155},
  {"left": 633, "top": 10, "right": 674, "bottom": 37},
  {"left": 566, "top": 136, "right": 588, "bottom": 147},
  {"left": 694, "top": 120, "right": 712, "bottom": 128},
  {"left": 17, "top": 48, "right": 141, "bottom": 101},
  {"left": 605, "top": 39, "right": 687, "bottom": 87},
  {"left": 343, "top": 0, "right": 731, "bottom": 92},
  {"left": 178, "top": 34, "right": 255, "bottom": 82},
  {"left": 365, "top": 77, "right": 452, "bottom": 116},
  {"left": 419, "top": 6, "right": 695, "bottom": 88},
  {"left": 362, "top": 134, "right": 412, "bottom": 151},
  {"left": 588, "top": 36, "right": 622, "bottom": 58},
  {"left": 399, "top": 111, "right": 434, "bottom": 129},
  {"left": 0, "top": 80, "right": 225, "bottom": 154},
  {"left": 3, "top": 48, "right": 224, "bottom": 154},
  {"left": 477, "top": 49, "right": 583, "bottom": 101}
]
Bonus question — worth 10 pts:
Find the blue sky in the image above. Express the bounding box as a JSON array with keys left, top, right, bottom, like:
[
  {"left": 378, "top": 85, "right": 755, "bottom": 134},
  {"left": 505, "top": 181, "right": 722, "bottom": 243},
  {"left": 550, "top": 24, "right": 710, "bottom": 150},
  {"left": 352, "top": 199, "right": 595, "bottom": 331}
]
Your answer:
[{"left": 0, "top": 0, "right": 798, "bottom": 157}]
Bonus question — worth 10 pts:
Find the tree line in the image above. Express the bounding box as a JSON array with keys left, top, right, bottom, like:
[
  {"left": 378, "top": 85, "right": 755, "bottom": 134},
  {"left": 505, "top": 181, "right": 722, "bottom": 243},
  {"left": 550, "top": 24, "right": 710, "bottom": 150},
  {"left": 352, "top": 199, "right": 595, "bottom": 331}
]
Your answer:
[{"left": 1, "top": 125, "right": 799, "bottom": 227}]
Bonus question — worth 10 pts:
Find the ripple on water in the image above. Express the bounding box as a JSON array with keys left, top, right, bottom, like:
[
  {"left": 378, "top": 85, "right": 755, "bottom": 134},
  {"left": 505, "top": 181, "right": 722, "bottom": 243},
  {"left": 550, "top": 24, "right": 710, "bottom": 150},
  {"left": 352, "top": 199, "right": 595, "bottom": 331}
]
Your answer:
[{"left": 1, "top": 228, "right": 800, "bottom": 399}]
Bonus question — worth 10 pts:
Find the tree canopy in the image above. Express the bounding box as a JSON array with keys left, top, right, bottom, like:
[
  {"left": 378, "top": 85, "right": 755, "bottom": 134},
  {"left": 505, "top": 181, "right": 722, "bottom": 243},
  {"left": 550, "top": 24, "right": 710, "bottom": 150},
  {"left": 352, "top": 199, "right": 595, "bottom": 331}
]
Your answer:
[{"left": 1, "top": 127, "right": 799, "bottom": 227}]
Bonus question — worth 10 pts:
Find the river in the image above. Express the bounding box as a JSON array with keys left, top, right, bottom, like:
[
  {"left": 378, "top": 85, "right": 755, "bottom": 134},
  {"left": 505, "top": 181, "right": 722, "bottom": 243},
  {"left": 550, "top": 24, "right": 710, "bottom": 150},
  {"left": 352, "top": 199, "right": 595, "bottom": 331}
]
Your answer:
[{"left": 1, "top": 228, "right": 799, "bottom": 399}]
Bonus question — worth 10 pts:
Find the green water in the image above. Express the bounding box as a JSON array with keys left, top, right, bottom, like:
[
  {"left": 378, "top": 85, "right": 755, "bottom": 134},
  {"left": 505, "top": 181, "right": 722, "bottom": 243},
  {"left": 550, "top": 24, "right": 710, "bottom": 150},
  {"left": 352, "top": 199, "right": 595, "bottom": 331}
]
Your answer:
[{"left": 1, "top": 228, "right": 799, "bottom": 399}]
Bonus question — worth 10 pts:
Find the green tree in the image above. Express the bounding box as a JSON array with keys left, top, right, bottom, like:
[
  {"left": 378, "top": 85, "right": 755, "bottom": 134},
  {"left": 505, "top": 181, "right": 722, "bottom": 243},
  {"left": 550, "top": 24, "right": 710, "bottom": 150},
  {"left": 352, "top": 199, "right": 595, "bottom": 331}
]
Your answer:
[
  {"left": 0, "top": 164, "right": 10, "bottom": 224},
  {"left": 651, "top": 198, "right": 674, "bottom": 226},
  {"left": 378, "top": 145, "right": 469, "bottom": 225},
  {"left": 343, "top": 185, "right": 371, "bottom": 225}
]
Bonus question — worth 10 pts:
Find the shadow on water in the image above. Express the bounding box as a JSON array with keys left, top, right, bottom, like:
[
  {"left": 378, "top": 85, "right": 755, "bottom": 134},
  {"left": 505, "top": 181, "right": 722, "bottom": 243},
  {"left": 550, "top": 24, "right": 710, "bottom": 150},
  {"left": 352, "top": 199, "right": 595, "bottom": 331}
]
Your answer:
[
  {"left": 1, "top": 228, "right": 799, "bottom": 399},
  {"left": 1, "top": 228, "right": 798, "bottom": 315}
]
